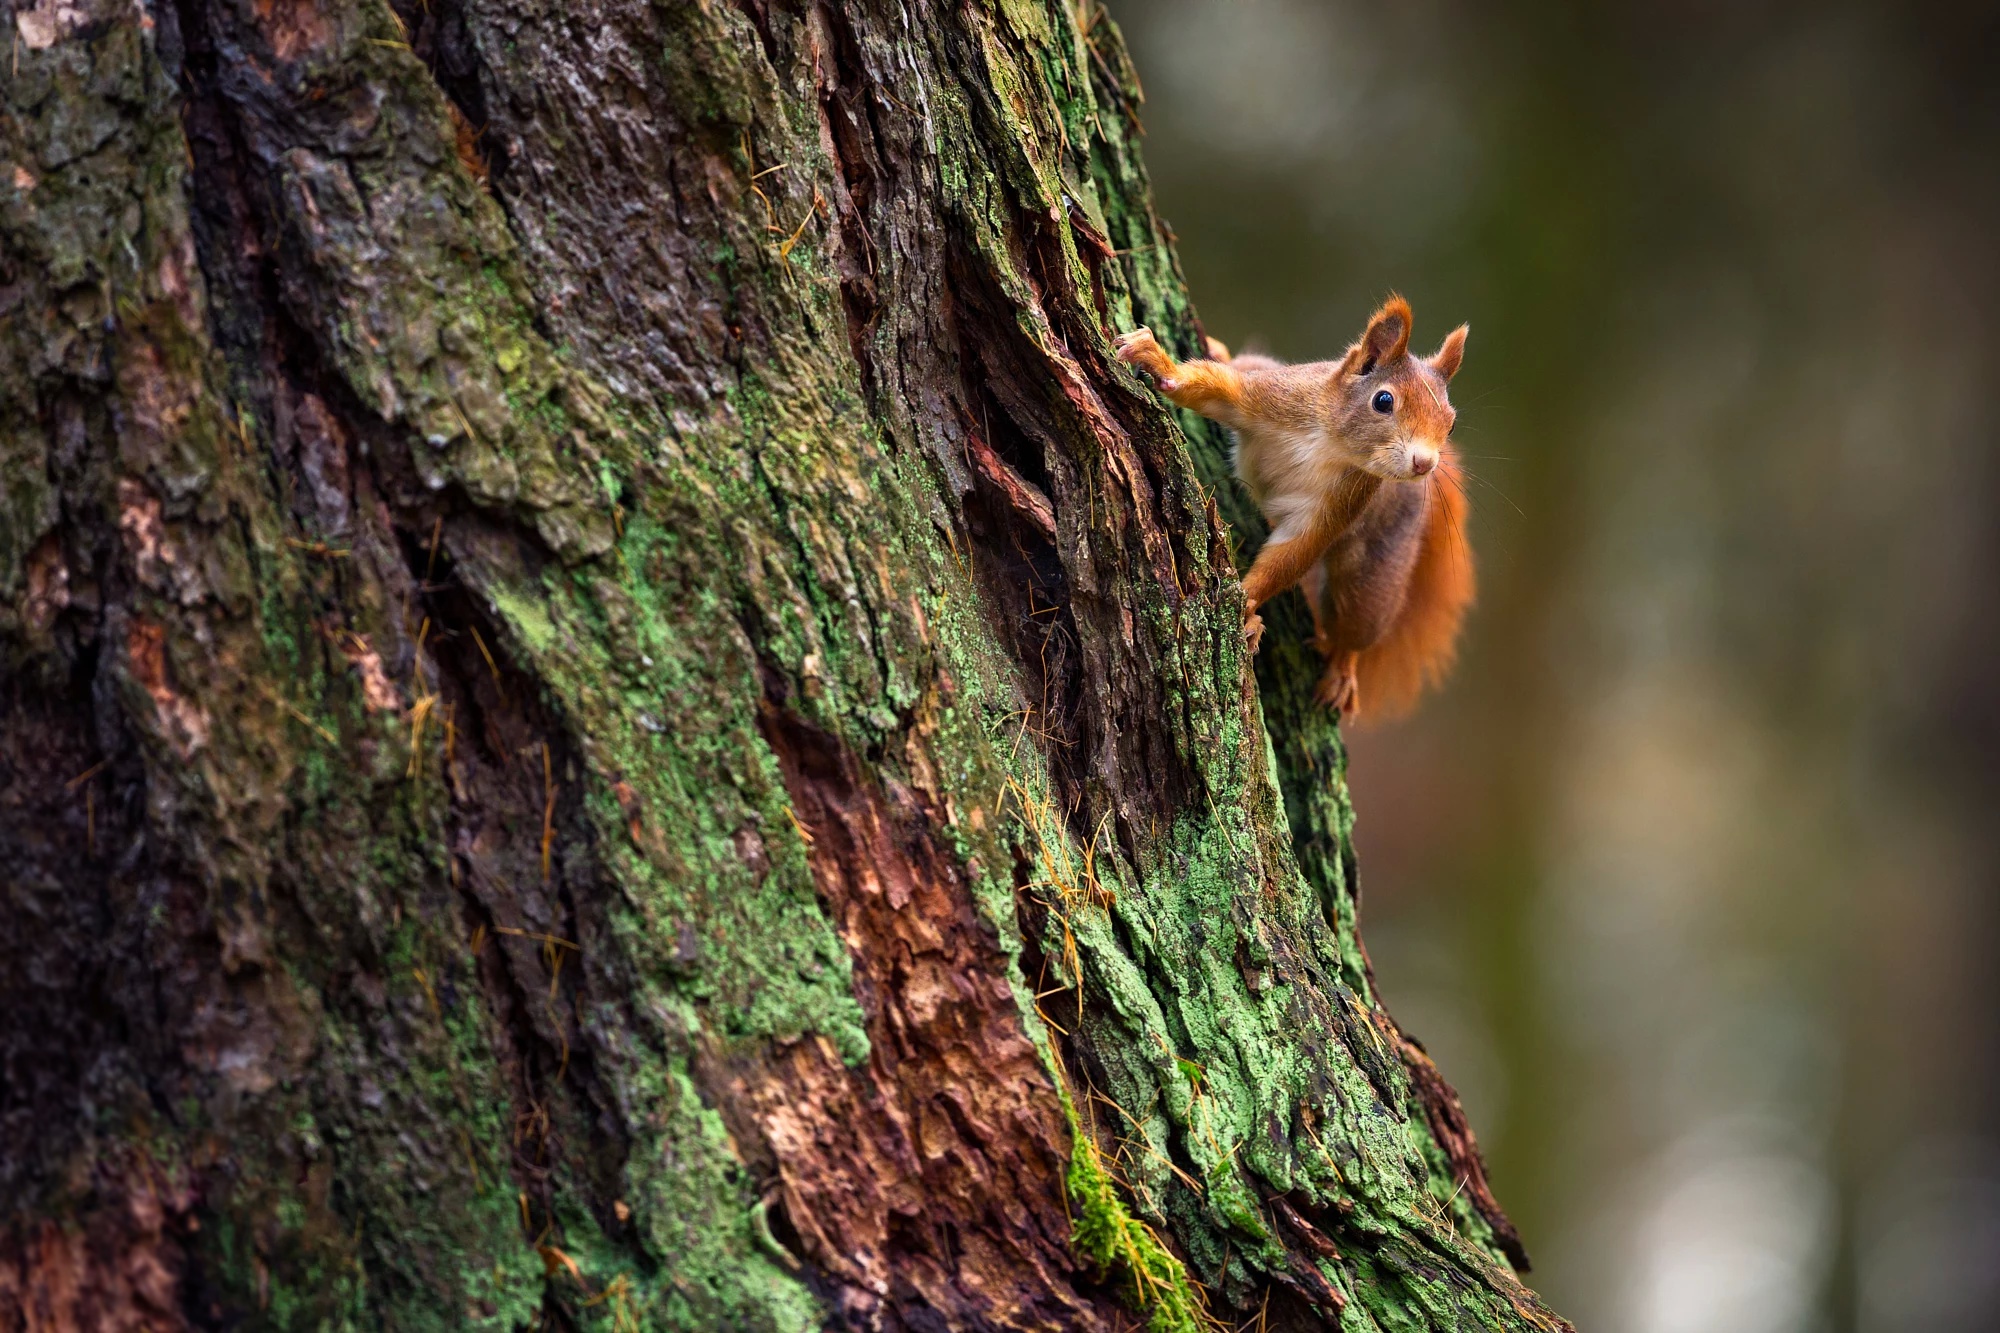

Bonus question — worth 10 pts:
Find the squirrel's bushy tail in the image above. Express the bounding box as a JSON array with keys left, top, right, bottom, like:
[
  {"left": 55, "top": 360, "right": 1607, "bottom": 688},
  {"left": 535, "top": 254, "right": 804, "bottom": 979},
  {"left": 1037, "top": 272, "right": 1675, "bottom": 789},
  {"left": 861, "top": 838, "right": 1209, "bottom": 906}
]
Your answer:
[{"left": 1354, "top": 452, "right": 1475, "bottom": 723}]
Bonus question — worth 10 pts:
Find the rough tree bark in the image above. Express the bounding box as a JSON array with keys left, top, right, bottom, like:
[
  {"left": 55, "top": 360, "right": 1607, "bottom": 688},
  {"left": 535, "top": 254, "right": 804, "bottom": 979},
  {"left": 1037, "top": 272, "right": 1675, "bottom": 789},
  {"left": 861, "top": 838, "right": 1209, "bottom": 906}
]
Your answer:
[{"left": 0, "top": 0, "right": 1569, "bottom": 1328}]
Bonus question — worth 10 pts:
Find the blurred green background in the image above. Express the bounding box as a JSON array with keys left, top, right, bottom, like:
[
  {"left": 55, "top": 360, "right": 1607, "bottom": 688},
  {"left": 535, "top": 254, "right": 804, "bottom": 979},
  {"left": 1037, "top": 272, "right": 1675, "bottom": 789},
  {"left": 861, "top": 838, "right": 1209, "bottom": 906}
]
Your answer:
[{"left": 1110, "top": 1, "right": 2000, "bottom": 1327}]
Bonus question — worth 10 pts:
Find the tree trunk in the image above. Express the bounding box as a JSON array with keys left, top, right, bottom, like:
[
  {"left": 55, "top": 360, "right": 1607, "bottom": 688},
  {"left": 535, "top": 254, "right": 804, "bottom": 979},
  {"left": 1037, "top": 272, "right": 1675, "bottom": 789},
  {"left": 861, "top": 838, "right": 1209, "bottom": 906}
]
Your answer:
[{"left": 0, "top": 0, "right": 1568, "bottom": 1328}]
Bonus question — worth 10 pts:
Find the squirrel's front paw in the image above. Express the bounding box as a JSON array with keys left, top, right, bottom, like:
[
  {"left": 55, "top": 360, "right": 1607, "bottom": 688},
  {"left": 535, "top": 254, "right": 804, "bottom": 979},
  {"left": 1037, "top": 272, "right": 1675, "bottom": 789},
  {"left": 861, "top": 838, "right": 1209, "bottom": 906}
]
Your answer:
[
  {"left": 1114, "top": 328, "right": 1176, "bottom": 388},
  {"left": 1113, "top": 327, "right": 1156, "bottom": 360},
  {"left": 1244, "top": 610, "right": 1266, "bottom": 655}
]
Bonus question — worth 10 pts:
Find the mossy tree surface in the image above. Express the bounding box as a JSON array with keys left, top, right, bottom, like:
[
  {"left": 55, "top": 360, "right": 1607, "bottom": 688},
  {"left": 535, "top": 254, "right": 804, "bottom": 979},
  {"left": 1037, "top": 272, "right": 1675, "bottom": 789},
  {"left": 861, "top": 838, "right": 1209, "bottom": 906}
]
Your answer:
[{"left": 0, "top": 0, "right": 1566, "bottom": 1328}]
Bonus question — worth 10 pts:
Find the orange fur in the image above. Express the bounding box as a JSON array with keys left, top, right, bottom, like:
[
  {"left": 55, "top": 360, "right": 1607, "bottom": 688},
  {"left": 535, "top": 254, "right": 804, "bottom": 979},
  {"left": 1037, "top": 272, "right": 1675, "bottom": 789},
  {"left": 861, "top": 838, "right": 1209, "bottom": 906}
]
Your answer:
[{"left": 1351, "top": 448, "right": 1474, "bottom": 723}]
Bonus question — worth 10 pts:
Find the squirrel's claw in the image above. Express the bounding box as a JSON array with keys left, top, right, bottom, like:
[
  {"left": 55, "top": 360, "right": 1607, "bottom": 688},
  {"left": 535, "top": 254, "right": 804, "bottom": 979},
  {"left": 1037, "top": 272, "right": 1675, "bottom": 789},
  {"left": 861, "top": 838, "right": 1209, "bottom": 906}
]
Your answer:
[
  {"left": 1314, "top": 662, "right": 1360, "bottom": 716},
  {"left": 1113, "top": 327, "right": 1155, "bottom": 360},
  {"left": 1115, "top": 327, "right": 1175, "bottom": 388},
  {"left": 1244, "top": 610, "right": 1266, "bottom": 655}
]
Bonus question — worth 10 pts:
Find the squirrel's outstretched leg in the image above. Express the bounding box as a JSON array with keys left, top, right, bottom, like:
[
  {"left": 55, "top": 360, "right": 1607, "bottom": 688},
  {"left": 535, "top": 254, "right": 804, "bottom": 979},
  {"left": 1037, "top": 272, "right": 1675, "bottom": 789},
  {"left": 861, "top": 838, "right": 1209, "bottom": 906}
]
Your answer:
[
  {"left": 1236, "top": 470, "right": 1387, "bottom": 657},
  {"left": 1114, "top": 328, "right": 1248, "bottom": 425},
  {"left": 1242, "top": 512, "right": 1342, "bottom": 621},
  {"left": 1118, "top": 328, "right": 1263, "bottom": 648}
]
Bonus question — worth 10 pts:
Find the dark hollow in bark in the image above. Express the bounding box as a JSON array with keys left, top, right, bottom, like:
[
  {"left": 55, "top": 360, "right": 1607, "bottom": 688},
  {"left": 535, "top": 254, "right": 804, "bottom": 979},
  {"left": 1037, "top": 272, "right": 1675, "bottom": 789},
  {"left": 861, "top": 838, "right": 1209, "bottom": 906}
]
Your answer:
[{"left": 0, "top": 0, "right": 1566, "bottom": 1328}]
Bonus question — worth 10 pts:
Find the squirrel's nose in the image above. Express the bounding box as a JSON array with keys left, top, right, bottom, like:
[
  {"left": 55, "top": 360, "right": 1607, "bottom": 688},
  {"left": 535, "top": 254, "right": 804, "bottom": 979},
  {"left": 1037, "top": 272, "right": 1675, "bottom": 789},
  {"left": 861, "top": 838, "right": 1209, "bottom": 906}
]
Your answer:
[{"left": 1409, "top": 447, "right": 1438, "bottom": 476}]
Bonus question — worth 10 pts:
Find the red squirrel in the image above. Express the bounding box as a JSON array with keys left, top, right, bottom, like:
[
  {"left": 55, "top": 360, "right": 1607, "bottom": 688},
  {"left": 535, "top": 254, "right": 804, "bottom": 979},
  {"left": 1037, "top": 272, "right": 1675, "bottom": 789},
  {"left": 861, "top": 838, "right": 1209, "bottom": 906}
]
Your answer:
[{"left": 1115, "top": 296, "right": 1474, "bottom": 721}]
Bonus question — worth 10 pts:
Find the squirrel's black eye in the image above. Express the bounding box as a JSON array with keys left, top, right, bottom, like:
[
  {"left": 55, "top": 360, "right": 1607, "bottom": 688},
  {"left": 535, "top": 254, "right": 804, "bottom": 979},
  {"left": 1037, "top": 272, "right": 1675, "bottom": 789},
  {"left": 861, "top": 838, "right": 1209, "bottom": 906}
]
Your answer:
[{"left": 1371, "top": 389, "right": 1395, "bottom": 414}]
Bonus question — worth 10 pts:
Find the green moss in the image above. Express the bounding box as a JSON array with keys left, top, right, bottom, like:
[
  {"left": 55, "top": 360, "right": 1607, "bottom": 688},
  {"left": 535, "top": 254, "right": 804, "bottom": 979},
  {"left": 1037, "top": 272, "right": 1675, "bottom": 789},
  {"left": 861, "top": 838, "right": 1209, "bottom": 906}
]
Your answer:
[{"left": 1065, "top": 1095, "right": 1215, "bottom": 1333}]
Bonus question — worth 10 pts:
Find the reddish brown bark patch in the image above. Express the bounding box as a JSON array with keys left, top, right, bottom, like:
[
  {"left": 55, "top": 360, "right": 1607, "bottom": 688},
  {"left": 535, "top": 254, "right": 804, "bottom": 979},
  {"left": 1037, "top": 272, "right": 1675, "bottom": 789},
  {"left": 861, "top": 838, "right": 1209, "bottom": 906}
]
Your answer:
[
  {"left": 123, "top": 616, "right": 209, "bottom": 760},
  {"left": 0, "top": 1164, "right": 193, "bottom": 1333},
  {"left": 250, "top": 0, "right": 333, "bottom": 62},
  {"left": 713, "top": 698, "right": 1117, "bottom": 1330}
]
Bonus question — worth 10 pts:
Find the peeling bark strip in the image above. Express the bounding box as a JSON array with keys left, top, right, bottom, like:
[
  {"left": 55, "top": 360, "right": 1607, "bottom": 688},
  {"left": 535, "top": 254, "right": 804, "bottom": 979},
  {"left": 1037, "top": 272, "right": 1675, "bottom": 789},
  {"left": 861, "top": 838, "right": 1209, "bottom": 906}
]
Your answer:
[
  {"left": 0, "top": 0, "right": 1566, "bottom": 1330},
  {"left": 732, "top": 693, "right": 1119, "bottom": 1328}
]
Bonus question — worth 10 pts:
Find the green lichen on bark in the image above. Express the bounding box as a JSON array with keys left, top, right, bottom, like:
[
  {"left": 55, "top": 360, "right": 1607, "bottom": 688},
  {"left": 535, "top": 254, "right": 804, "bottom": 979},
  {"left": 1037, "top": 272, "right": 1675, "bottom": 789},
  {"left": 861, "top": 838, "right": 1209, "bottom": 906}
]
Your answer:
[{"left": 0, "top": 0, "right": 1562, "bottom": 1328}]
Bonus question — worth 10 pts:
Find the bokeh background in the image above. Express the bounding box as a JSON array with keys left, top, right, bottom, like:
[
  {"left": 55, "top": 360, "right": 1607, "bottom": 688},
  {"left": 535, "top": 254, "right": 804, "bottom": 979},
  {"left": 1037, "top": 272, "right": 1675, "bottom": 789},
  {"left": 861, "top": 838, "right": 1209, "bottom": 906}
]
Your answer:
[{"left": 1110, "top": 1, "right": 2000, "bottom": 1328}]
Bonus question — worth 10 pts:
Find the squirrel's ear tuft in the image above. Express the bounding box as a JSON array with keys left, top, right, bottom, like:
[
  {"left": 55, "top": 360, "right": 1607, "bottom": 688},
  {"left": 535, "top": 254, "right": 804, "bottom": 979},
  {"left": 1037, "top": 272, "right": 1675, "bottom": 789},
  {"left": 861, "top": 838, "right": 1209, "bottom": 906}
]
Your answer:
[
  {"left": 1430, "top": 324, "right": 1468, "bottom": 381},
  {"left": 1356, "top": 296, "right": 1413, "bottom": 375}
]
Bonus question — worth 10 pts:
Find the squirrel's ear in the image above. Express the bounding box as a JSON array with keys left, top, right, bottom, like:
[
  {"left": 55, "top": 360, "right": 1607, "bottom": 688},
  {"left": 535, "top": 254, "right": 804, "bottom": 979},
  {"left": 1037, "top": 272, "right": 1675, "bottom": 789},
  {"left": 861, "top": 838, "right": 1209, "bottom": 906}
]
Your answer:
[
  {"left": 1356, "top": 296, "right": 1412, "bottom": 375},
  {"left": 1430, "top": 324, "right": 1468, "bottom": 381}
]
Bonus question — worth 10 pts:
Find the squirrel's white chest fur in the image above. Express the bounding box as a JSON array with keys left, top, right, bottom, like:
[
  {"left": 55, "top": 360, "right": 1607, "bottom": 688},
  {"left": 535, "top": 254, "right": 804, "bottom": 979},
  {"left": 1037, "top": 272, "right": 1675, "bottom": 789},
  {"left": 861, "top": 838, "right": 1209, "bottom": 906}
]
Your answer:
[{"left": 1233, "top": 422, "right": 1350, "bottom": 542}]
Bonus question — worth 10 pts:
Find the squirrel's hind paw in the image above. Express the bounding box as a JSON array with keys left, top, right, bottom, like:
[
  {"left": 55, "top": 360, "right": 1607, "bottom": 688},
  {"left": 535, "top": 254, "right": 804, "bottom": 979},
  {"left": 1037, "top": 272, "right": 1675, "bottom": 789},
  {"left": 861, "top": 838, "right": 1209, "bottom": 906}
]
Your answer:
[{"left": 1314, "top": 660, "right": 1360, "bottom": 716}]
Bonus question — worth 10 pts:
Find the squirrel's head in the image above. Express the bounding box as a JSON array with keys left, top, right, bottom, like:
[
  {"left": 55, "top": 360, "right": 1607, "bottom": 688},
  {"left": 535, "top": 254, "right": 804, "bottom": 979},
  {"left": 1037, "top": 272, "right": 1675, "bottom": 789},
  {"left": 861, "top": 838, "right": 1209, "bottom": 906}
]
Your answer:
[{"left": 1331, "top": 296, "right": 1467, "bottom": 481}]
